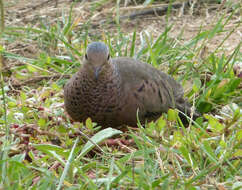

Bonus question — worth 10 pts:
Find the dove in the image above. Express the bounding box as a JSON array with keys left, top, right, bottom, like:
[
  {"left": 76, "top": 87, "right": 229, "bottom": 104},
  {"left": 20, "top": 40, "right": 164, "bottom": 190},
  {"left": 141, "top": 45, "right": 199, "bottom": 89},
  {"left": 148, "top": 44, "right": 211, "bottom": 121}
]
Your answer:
[{"left": 64, "top": 42, "right": 200, "bottom": 127}]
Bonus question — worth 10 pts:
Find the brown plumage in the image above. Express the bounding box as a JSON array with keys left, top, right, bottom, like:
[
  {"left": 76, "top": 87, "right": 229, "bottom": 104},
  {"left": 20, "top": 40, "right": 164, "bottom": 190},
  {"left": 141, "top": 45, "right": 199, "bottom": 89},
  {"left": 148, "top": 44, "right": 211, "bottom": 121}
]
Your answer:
[{"left": 64, "top": 42, "right": 200, "bottom": 127}]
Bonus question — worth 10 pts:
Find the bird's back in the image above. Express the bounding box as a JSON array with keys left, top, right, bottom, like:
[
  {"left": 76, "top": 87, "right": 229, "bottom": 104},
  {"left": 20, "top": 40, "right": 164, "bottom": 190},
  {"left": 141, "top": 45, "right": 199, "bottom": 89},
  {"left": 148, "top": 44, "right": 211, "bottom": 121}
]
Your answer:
[{"left": 113, "top": 57, "right": 185, "bottom": 119}]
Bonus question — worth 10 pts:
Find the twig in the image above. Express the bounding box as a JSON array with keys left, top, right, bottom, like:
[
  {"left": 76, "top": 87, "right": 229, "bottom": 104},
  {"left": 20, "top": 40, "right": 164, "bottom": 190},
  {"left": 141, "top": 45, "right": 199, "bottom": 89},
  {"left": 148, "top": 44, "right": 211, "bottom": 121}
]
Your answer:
[
  {"left": 19, "top": 0, "right": 53, "bottom": 13},
  {"left": 101, "top": 1, "right": 190, "bottom": 24},
  {"left": 10, "top": 124, "right": 60, "bottom": 138},
  {"left": 11, "top": 74, "right": 70, "bottom": 88},
  {"left": 23, "top": 124, "right": 60, "bottom": 137},
  {"left": 77, "top": 129, "right": 107, "bottom": 155}
]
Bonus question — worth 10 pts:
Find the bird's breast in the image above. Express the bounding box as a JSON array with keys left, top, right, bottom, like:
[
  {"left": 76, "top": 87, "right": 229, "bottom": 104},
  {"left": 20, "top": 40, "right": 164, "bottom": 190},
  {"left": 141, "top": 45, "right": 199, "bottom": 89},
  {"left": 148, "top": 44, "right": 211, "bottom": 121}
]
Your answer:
[{"left": 80, "top": 79, "right": 122, "bottom": 114}]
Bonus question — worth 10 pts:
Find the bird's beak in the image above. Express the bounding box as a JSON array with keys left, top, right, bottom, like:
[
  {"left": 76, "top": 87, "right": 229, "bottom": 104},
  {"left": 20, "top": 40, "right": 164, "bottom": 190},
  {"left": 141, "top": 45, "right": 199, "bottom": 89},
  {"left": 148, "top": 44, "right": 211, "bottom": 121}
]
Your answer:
[{"left": 94, "top": 66, "right": 102, "bottom": 80}]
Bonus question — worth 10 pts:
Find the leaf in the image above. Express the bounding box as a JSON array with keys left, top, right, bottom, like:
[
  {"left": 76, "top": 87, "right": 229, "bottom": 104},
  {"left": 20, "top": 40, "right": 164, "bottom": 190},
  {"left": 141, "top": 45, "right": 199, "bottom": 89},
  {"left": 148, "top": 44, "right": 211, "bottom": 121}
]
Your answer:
[
  {"left": 0, "top": 45, "right": 4, "bottom": 51},
  {"left": 57, "top": 137, "right": 79, "bottom": 190},
  {"left": 85, "top": 117, "right": 93, "bottom": 130},
  {"left": 130, "top": 30, "right": 136, "bottom": 57},
  {"left": 20, "top": 92, "right": 27, "bottom": 102},
  {"left": 232, "top": 182, "right": 242, "bottom": 190},
  {"left": 48, "top": 150, "right": 66, "bottom": 165},
  {"left": 8, "top": 101, "right": 17, "bottom": 107},
  {"left": 167, "top": 109, "right": 177, "bottom": 121},
  {"left": 233, "top": 149, "right": 242, "bottom": 157},
  {"left": 156, "top": 116, "right": 166, "bottom": 132},
  {"left": 236, "top": 130, "right": 242, "bottom": 141},
  {"left": 51, "top": 82, "right": 61, "bottom": 91},
  {"left": 208, "top": 15, "right": 223, "bottom": 39},
  {"left": 11, "top": 153, "right": 26, "bottom": 162},
  {"left": 146, "top": 121, "right": 156, "bottom": 134},
  {"left": 27, "top": 65, "right": 37, "bottom": 72},
  {"left": 192, "top": 78, "right": 201, "bottom": 92},
  {"left": 197, "top": 101, "right": 213, "bottom": 113},
  {"left": 205, "top": 115, "right": 225, "bottom": 132},
  {"left": 106, "top": 157, "right": 115, "bottom": 190},
  {"left": 38, "top": 118, "right": 46, "bottom": 128},
  {"left": 179, "top": 146, "right": 192, "bottom": 166},
  {"left": 226, "top": 78, "right": 241, "bottom": 92},
  {"left": 78, "top": 128, "right": 122, "bottom": 158},
  {"left": 186, "top": 164, "right": 219, "bottom": 185},
  {"left": 33, "top": 144, "right": 69, "bottom": 158},
  {"left": 202, "top": 141, "right": 217, "bottom": 163},
  {"left": 213, "top": 82, "right": 227, "bottom": 99},
  {"left": 152, "top": 174, "right": 169, "bottom": 188},
  {"left": 143, "top": 0, "right": 154, "bottom": 6}
]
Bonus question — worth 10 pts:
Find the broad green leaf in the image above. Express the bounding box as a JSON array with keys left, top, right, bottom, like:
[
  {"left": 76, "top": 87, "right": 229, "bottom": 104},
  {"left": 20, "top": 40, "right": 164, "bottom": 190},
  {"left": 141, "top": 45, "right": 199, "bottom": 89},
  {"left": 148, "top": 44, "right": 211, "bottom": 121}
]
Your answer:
[
  {"left": 11, "top": 153, "right": 26, "bottom": 162},
  {"left": 38, "top": 118, "right": 46, "bottom": 128},
  {"left": 197, "top": 101, "right": 213, "bottom": 113},
  {"left": 205, "top": 115, "right": 225, "bottom": 132},
  {"left": 8, "top": 101, "right": 17, "bottom": 107},
  {"left": 79, "top": 128, "right": 122, "bottom": 157},
  {"left": 156, "top": 116, "right": 166, "bottom": 132},
  {"left": 48, "top": 150, "right": 66, "bottom": 165},
  {"left": 167, "top": 109, "right": 177, "bottom": 121}
]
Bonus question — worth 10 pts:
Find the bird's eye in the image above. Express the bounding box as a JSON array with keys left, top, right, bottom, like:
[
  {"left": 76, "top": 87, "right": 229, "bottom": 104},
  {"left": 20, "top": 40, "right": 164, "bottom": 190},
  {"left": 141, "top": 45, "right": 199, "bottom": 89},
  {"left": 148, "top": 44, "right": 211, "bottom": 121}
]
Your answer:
[
  {"left": 107, "top": 54, "right": 110, "bottom": 60},
  {"left": 85, "top": 54, "right": 88, "bottom": 60}
]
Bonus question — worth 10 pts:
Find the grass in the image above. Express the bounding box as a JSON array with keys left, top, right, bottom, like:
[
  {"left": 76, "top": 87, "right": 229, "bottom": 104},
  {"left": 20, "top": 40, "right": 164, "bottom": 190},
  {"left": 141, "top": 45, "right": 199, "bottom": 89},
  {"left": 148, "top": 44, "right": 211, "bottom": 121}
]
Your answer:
[{"left": 0, "top": 0, "right": 241, "bottom": 189}]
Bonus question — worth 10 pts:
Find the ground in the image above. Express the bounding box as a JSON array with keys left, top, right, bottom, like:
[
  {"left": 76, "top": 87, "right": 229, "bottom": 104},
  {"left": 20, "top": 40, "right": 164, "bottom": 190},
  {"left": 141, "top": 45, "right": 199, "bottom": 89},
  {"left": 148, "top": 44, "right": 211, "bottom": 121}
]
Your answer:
[
  {"left": 1, "top": 0, "right": 241, "bottom": 189},
  {"left": 4, "top": 0, "right": 241, "bottom": 57}
]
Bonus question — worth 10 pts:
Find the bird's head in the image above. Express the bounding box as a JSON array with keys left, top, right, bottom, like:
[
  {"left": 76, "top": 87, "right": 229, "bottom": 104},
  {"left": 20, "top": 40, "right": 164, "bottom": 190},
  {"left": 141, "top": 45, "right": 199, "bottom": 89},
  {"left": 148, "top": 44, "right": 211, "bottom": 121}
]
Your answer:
[{"left": 83, "top": 42, "right": 111, "bottom": 80}]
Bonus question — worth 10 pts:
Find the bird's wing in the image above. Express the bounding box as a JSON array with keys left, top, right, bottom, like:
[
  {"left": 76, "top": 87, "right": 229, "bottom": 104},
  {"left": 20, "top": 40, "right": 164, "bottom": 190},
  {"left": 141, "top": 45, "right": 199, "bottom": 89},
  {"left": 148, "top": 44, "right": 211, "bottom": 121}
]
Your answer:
[{"left": 113, "top": 57, "right": 185, "bottom": 117}]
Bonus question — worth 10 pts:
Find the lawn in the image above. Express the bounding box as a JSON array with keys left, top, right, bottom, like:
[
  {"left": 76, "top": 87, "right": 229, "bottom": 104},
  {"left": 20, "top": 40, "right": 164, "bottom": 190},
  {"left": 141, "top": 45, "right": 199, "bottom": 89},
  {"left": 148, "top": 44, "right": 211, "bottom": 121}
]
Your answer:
[{"left": 0, "top": 0, "right": 241, "bottom": 189}]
